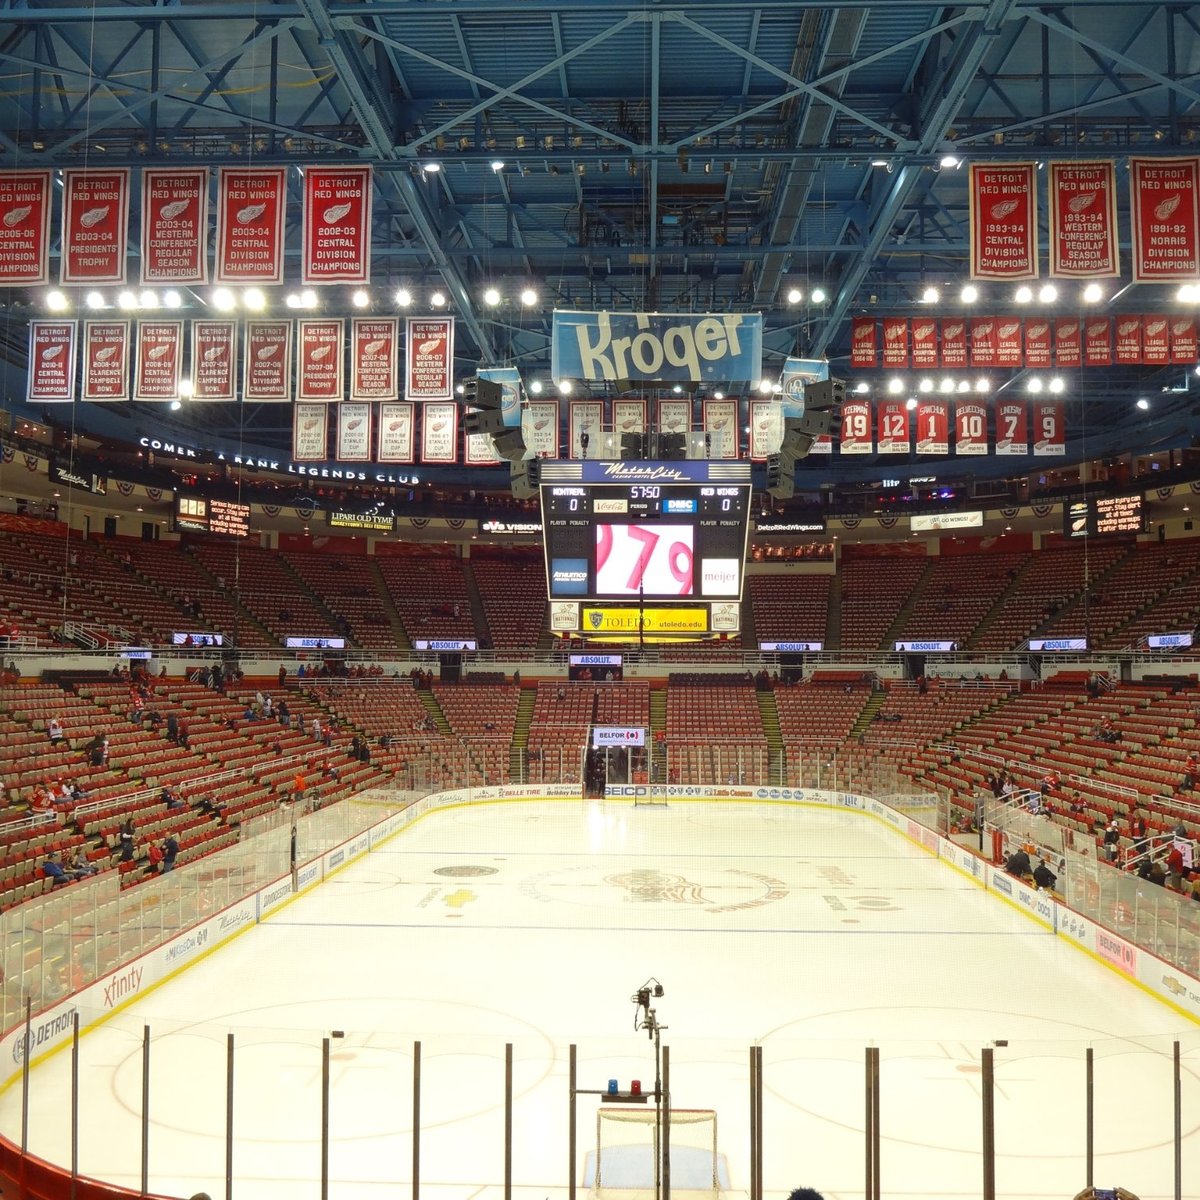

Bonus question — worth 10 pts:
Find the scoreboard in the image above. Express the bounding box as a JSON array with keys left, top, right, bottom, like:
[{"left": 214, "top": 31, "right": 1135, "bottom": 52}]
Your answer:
[{"left": 175, "top": 495, "right": 251, "bottom": 538}]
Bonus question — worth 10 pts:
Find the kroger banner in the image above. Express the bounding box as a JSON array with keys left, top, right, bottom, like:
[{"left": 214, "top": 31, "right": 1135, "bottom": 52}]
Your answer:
[{"left": 551, "top": 311, "right": 762, "bottom": 383}]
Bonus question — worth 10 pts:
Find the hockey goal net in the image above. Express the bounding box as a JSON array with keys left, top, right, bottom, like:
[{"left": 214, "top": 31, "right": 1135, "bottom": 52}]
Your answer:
[{"left": 592, "top": 1107, "right": 721, "bottom": 1199}]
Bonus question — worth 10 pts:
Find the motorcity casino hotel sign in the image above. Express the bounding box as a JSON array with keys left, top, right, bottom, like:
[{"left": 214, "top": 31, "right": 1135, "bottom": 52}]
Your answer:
[{"left": 551, "top": 310, "right": 763, "bottom": 382}]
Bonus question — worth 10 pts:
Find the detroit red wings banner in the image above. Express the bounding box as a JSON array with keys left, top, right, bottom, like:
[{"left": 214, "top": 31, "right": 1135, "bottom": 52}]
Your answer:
[
  {"left": 1171, "top": 316, "right": 1198, "bottom": 363},
  {"left": 915, "top": 399, "right": 949, "bottom": 455},
  {"left": 876, "top": 399, "right": 910, "bottom": 454},
  {"left": 996, "top": 319, "right": 1023, "bottom": 367},
  {"left": 244, "top": 320, "right": 292, "bottom": 401},
  {"left": 995, "top": 400, "right": 1028, "bottom": 456},
  {"left": 969, "top": 163, "right": 1038, "bottom": 280},
  {"left": 1024, "top": 319, "right": 1051, "bottom": 368},
  {"left": 377, "top": 403, "right": 415, "bottom": 463},
  {"left": 1048, "top": 161, "right": 1119, "bottom": 277},
  {"left": 658, "top": 398, "right": 691, "bottom": 436},
  {"left": 191, "top": 320, "right": 236, "bottom": 401},
  {"left": 1054, "top": 318, "right": 1082, "bottom": 368},
  {"left": 940, "top": 319, "right": 967, "bottom": 368},
  {"left": 81, "top": 320, "right": 130, "bottom": 401},
  {"left": 911, "top": 319, "right": 938, "bottom": 369},
  {"left": 1142, "top": 317, "right": 1169, "bottom": 364},
  {"left": 141, "top": 168, "right": 207, "bottom": 284},
  {"left": 1114, "top": 316, "right": 1142, "bottom": 365},
  {"left": 350, "top": 317, "right": 399, "bottom": 400},
  {"left": 296, "top": 318, "right": 344, "bottom": 401},
  {"left": 970, "top": 317, "right": 998, "bottom": 367},
  {"left": 1130, "top": 157, "right": 1200, "bottom": 281},
  {"left": 839, "top": 399, "right": 872, "bottom": 455},
  {"left": 614, "top": 398, "right": 647, "bottom": 438},
  {"left": 336, "top": 403, "right": 372, "bottom": 462},
  {"left": 302, "top": 166, "right": 372, "bottom": 284},
  {"left": 570, "top": 400, "right": 603, "bottom": 459},
  {"left": 215, "top": 167, "right": 287, "bottom": 284},
  {"left": 882, "top": 317, "right": 908, "bottom": 368},
  {"left": 293, "top": 403, "right": 329, "bottom": 461},
  {"left": 465, "top": 426, "right": 500, "bottom": 466},
  {"left": 62, "top": 169, "right": 130, "bottom": 284},
  {"left": 850, "top": 317, "right": 877, "bottom": 368},
  {"left": 134, "top": 320, "right": 183, "bottom": 401},
  {"left": 1084, "top": 317, "right": 1112, "bottom": 366},
  {"left": 421, "top": 401, "right": 458, "bottom": 463},
  {"left": 524, "top": 400, "right": 560, "bottom": 459},
  {"left": 955, "top": 401, "right": 988, "bottom": 456},
  {"left": 701, "top": 397, "right": 738, "bottom": 458},
  {"left": 0, "top": 171, "right": 52, "bottom": 284},
  {"left": 406, "top": 317, "right": 454, "bottom": 401},
  {"left": 27, "top": 321, "right": 76, "bottom": 402},
  {"left": 1032, "top": 400, "right": 1065, "bottom": 456}
]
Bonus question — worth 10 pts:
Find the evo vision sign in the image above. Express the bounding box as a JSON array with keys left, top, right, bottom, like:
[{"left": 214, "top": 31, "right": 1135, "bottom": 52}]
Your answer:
[{"left": 552, "top": 311, "right": 762, "bottom": 382}]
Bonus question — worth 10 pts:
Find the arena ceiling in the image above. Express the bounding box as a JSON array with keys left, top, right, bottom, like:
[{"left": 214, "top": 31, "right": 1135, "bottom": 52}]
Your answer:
[{"left": 1, "top": 0, "right": 1199, "bottom": 487}]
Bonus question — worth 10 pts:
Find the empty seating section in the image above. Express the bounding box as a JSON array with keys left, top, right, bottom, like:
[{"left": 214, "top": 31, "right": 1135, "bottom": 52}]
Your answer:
[
  {"left": 527, "top": 682, "right": 594, "bottom": 783},
  {"left": 433, "top": 682, "right": 521, "bottom": 784},
  {"left": 376, "top": 554, "right": 476, "bottom": 645},
  {"left": 665, "top": 682, "right": 767, "bottom": 784},
  {"left": 894, "top": 553, "right": 1027, "bottom": 647},
  {"left": 283, "top": 551, "right": 398, "bottom": 651},
  {"left": 1099, "top": 540, "right": 1200, "bottom": 647},
  {"left": 776, "top": 681, "right": 870, "bottom": 785},
  {"left": 749, "top": 574, "right": 831, "bottom": 645},
  {"left": 470, "top": 555, "right": 547, "bottom": 651},
  {"left": 839, "top": 556, "right": 928, "bottom": 650}
]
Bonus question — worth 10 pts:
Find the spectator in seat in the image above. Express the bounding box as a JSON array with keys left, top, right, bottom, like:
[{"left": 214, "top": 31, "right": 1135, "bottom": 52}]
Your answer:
[
  {"left": 178, "top": 720, "right": 190, "bottom": 751},
  {"left": 1179, "top": 753, "right": 1198, "bottom": 793},
  {"left": 118, "top": 818, "right": 136, "bottom": 862},
  {"left": 162, "top": 835, "right": 179, "bottom": 873},
  {"left": 147, "top": 841, "right": 164, "bottom": 874},
  {"left": 1102, "top": 820, "right": 1121, "bottom": 862},
  {"left": 69, "top": 849, "right": 98, "bottom": 878},
  {"left": 162, "top": 786, "right": 184, "bottom": 810},
  {"left": 47, "top": 716, "right": 65, "bottom": 746},
  {"left": 41, "top": 853, "right": 71, "bottom": 886}
]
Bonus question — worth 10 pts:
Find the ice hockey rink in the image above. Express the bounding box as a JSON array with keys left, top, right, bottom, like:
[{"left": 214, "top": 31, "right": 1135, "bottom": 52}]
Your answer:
[{"left": 3, "top": 797, "right": 1198, "bottom": 1200}]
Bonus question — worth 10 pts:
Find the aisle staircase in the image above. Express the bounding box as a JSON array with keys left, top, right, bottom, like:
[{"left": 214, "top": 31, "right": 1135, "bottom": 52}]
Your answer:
[
  {"left": 825, "top": 571, "right": 843, "bottom": 651},
  {"left": 649, "top": 687, "right": 667, "bottom": 783},
  {"left": 509, "top": 683, "right": 537, "bottom": 782},
  {"left": 879, "top": 559, "right": 936, "bottom": 648},
  {"left": 849, "top": 689, "right": 887, "bottom": 739},
  {"left": 417, "top": 688, "right": 452, "bottom": 735},
  {"left": 461, "top": 562, "right": 490, "bottom": 647},
  {"left": 368, "top": 559, "right": 410, "bottom": 649},
  {"left": 755, "top": 689, "right": 784, "bottom": 784},
  {"left": 966, "top": 557, "right": 1036, "bottom": 649}
]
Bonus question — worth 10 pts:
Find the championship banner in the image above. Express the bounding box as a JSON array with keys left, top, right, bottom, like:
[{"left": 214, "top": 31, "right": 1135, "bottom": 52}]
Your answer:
[
  {"left": 969, "top": 162, "right": 1038, "bottom": 280},
  {"left": 133, "top": 320, "right": 183, "bottom": 401},
  {"left": 839, "top": 398, "right": 872, "bottom": 455},
  {"left": 1142, "top": 316, "right": 1169, "bottom": 364},
  {"left": 749, "top": 398, "right": 780, "bottom": 460},
  {"left": 523, "top": 400, "right": 560, "bottom": 458},
  {"left": 1025, "top": 320, "right": 1052, "bottom": 368},
  {"left": 0, "top": 170, "right": 52, "bottom": 284},
  {"left": 780, "top": 357, "right": 832, "bottom": 455},
  {"left": 243, "top": 319, "right": 292, "bottom": 402},
  {"left": 27, "top": 321, "right": 77, "bottom": 403},
  {"left": 970, "top": 318, "right": 998, "bottom": 367},
  {"left": 1114, "top": 316, "right": 1142, "bottom": 366},
  {"left": 478, "top": 367, "right": 523, "bottom": 429},
  {"left": 911, "top": 319, "right": 938, "bottom": 369},
  {"left": 551, "top": 310, "right": 763, "bottom": 383},
  {"left": 702, "top": 397, "right": 738, "bottom": 458},
  {"left": 1032, "top": 400, "right": 1065, "bottom": 456},
  {"left": 215, "top": 167, "right": 287, "bottom": 284},
  {"left": 1054, "top": 317, "right": 1082, "bottom": 368},
  {"left": 302, "top": 165, "right": 372, "bottom": 283},
  {"left": 1084, "top": 317, "right": 1112, "bottom": 366},
  {"left": 61, "top": 168, "right": 130, "bottom": 284},
  {"left": 1048, "top": 161, "right": 1119, "bottom": 277},
  {"left": 296, "top": 318, "right": 345, "bottom": 401},
  {"left": 658, "top": 397, "right": 692, "bottom": 436},
  {"left": 996, "top": 319, "right": 1023, "bottom": 368},
  {"left": 377, "top": 402, "right": 414, "bottom": 463},
  {"left": 293, "top": 402, "right": 329, "bottom": 461},
  {"left": 850, "top": 317, "right": 877, "bottom": 368},
  {"left": 350, "top": 317, "right": 399, "bottom": 400},
  {"left": 613, "top": 398, "right": 646, "bottom": 438},
  {"left": 882, "top": 317, "right": 908, "bottom": 368},
  {"left": 955, "top": 400, "right": 988, "bottom": 456},
  {"left": 570, "top": 400, "right": 603, "bottom": 459},
  {"left": 140, "top": 167, "right": 207, "bottom": 284},
  {"left": 421, "top": 401, "right": 458, "bottom": 463},
  {"left": 81, "top": 320, "right": 131, "bottom": 402},
  {"left": 876, "top": 399, "right": 910, "bottom": 454},
  {"left": 940, "top": 319, "right": 967, "bottom": 368},
  {"left": 465, "top": 426, "right": 501, "bottom": 466},
  {"left": 995, "top": 399, "right": 1028, "bottom": 456},
  {"left": 915, "top": 399, "right": 949, "bottom": 455},
  {"left": 335, "top": 402, "right": 372, "bottom": 462},
  {"left": 191, "top": 320, "right": 237, "bottom": 401},
  {"left": 405, "top": 317, "right": 454, "bottom": 401},
  {"left": 1130, "top": 157, "right": 1200, "bottom": 281},
  {"left": 1171, "top": 316, "right": 1198, "bottom": 363}
]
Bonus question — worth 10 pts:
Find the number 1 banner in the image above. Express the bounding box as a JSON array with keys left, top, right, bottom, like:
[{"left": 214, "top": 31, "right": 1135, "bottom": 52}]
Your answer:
[{"left": 915, "top": 399, "right": 949, "bottom": 455}]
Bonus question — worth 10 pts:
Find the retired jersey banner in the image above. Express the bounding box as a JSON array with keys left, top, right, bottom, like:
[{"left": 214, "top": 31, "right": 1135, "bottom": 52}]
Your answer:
[
  {"left": 1025, "top": 319, "right": 1052, "bottom": 368},
  {"left": 1171, "top": 316, "right": 1198, "bottom": 363},
  {"left": 302, "top": 165, "right": 372, "bottom": 284},
  {"left": 613, "top": 398, "right": 646, "bottom": 438},
  {"left": 1032, "top": 400, "right": 1065, "bottom": 456},
  {"left": 658, "top": 397, "right": 692, "bottom": 436},
  {"left": 27, "top": 321, "right": 77, "bottom": 402},
  {"left": 969, "top": 162, "right": 1038, "bottom": 280},
  {"left": 1142, "top": 316, "right": 1169, "bottom": 364},
  {"left": 293, "top": 402, "right": 329, "bottom": 461},
  {"left": 1114, "top": 316, "right": 1142, "bottom": 365},
  {"left": 702, "top": 397, "right": 739, "bottom": 458},
  {"left": 850, "top": 317, "right": 877, "bottom": 368},
  {"left": 421, "top": 401, "right": 458, "bottom": 463},
  {"left": 915, "top": 399, "right": 949, "bottom": 455},
  {"left": 523, "top": 400, "right": 559, "bottom": 459},
  {"left": 882, "top": 317, "right": 908, "bottom": 368},
  {"left": 215, "top": 167, "right": 287, "bottom": 284},
  {"left": 1084, "top": 317, "right": 1112, "bottom": 366},
  {"left": 1130, "top": 157, "right": 1200, "bottom": 281},
  {"left": 0, "top": 170, "right": 52, "bottom": 284},
  {"left": 296, "top": 318, "right": 344, "bottom": 401},
  {"left": 995, "top": 399, "right": 1028, "bottom": 456},
  {"left": 839, "top": 399, "right": 872, "bottom": 455},
  {"left": 140, "top": 167, "right": 207, "bottom": 284},
  {"left": 335, "top": 402, "right": 372, "bottom": 462},
  {"left": 350, "top": 317, "right": 399, "bottom": 400},
  {"left": 955, "top": 400, "right": 988, "bottom": 456},
  {"left": 970, "top": 317, "right": 998, "bottom": 367},
  {"left": 1054, "top": 317, "right": 1082, "bottom": 368},
  {"left": 570, "top": 400, "right": 603, "bottom": 459},
  {"left": 243, "top": 319, "right": 292, "bottom": 402},
  {"left": 190, "top": 320, "right": 237, "bottom": 401},
  {"left": 940, "top": 318, "right": 967, "bottom": 368},
  {"left": 377, "top": 402, "right": 415, "bottom": 463},
  {"left": 133, "top": 320, "right": 183, "bottom": 401},
  {"left": 1048, "top": 161, "right": 1119, "bottom": 277},
  {"left": 61, "top": 169, "right": 130, "bottom": 284},
  {"left": 551, "top": 310, "right": 762, "bottom": 383},
  {"left": 81, "top": 320, "right": 130, "bottom": 402},
  {"left": 405, "top": 316, "right": 454, "bottom": 401},
  {"left": 996, "top": 318, "right": 1023, "bottom": 367},
  {"left": 911, "top": 319, "right": 938, "bottom": 369},
  {"left": 749, "top": 398, "right": 780, "bottom": 461},
  {"left": 876, "top": 399, "right": 910, "bottom": 454}
]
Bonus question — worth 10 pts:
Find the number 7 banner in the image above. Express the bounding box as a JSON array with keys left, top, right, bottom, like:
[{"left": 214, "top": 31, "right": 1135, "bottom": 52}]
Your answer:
[{"left": 995, "top": 400, "right": 1028, "bottom": 456}]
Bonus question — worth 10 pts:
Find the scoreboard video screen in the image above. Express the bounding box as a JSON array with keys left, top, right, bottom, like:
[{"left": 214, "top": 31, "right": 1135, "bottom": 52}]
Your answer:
[
  {"left": 175, "top": 495, "right": 251, "bottom": 538},
  {"left": 541, "top": 463, "right": 751, "bottom": 602}
]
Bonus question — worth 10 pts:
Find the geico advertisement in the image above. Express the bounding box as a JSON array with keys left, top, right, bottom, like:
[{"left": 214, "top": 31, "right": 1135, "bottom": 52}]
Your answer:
[{"left": 582, "top": 606, "right": 709, "bottom": 633}]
